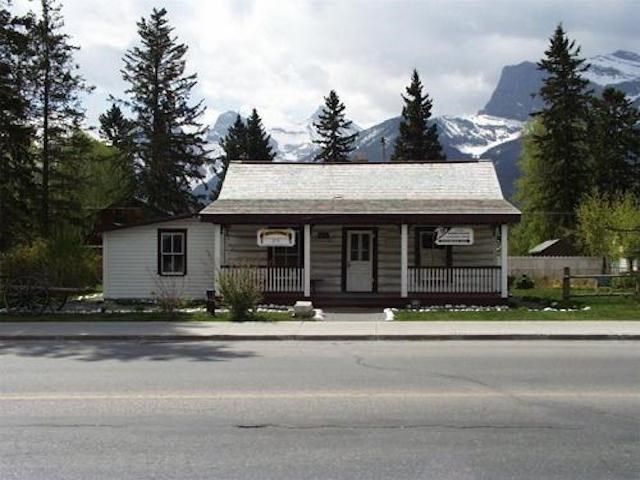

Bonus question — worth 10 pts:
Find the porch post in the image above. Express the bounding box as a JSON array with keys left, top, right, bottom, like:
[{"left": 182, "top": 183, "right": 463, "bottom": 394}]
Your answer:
[
  {"left": 213, "top": 224, "right": 222, "bottom": 290},
  {"left": 304, "top": 224, "right": 311, "bottom": 298},
  {"left": 500, "top": 224, "right": 508, "bottom": 299},
  {"left": 401, "top": 223, "right": 408, "bottom": 298}
]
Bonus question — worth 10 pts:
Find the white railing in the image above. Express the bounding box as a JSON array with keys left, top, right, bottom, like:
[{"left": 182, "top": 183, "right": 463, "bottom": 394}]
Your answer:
[
  {"left": 219, "top": 266, "right": 304, "bottom": 293},
  {"left": 408, "top": 267, "right": 501, "bottom": 294}
]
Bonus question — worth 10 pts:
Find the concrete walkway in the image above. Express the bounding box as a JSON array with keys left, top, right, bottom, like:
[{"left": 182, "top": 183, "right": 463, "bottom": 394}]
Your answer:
[{"left": 1, "top": 321, "right": 640, "bottom": 341}]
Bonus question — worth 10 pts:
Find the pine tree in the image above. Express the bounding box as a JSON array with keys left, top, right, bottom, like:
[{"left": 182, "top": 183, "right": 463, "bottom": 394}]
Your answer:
[
  {"left": 534, "top": 24, "right": 592, "bottom": 233},
  {"left": 588, "top": 87, "right": 640, "bottom": 196},
  {"left": 99, "top": 104, "right": 134, "bottom": 151},
  {"left": 219, "top": 114, "right": 248, "bottom": 162},
  {"left": 0, "top": 2, "right": 35, "bottom": 250},
  {"left": 246, "top": 109, "right": 275, "bottom": 161},
  {"left": 391, "top": 69, "right": 445, "bottom": 161},
  {"left": 313, "top": 90, "right": 358, "bottom": 162},
  {"left": 27, "top": 0, "right": 92, "bottom": 234},
  {"left": 99, "top": 103, "right": 136, "bottom": 199},
  {"left": 121, "top": 7, "right": 210, "bottom": 214}
]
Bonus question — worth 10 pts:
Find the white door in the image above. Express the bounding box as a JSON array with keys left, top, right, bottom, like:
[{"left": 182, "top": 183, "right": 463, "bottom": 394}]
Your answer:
[{"left": 346, "top": 231, "right": 374, "bottom": 292}]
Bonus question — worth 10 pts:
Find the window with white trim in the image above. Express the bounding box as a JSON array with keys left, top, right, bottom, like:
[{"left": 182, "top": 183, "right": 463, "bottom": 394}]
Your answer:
[{"left": 158, "top": 230, "right": 186, "bottom": 276}]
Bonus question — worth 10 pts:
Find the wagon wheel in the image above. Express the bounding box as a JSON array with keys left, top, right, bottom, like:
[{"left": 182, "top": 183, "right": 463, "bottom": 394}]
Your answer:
[
  {"left": 48, "top": 291, "right": 69, "bottom": 312},
  {"left": 4, "top": 276, "right": 49, "bottom": 314}
]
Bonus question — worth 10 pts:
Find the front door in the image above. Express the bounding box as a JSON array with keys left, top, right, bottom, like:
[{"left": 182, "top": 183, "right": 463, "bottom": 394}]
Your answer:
[{"left": 346, "top": 231, "right": 374, "bottom": 292}]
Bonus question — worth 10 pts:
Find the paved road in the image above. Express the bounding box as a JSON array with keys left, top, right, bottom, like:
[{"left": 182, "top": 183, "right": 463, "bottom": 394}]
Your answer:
[{"left": 1, "top": 340, "right": 639, "bottom": 479}]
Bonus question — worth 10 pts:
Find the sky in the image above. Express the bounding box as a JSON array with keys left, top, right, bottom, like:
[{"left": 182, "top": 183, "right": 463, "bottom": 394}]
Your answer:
[{"left": 13, "top": 0, "right": 640, "bottom": 130}]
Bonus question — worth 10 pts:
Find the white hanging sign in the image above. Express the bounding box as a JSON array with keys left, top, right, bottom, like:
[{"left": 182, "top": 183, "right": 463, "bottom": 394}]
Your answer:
[
  {"left": 257, "top": 228, "right": 296, "bottom": 247},
  {"left": 435, "top": 227, "right": 474, "bottom": 246}
]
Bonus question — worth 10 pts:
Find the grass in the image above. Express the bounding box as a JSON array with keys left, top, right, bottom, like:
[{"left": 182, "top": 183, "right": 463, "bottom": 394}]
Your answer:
[
  {"left": 396, "top": 288, "right": 640, "bottom": 321},
  {"left": 0, "top": 310, "right": 293, "bottom": 322}
]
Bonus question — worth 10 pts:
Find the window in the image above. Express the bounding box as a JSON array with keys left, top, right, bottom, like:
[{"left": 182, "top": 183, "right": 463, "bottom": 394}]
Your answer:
[
  {"left": 268, "top": 229, "right": 302, "bottom": 267},
  {"left": 416, "top": 228, "right": 450, "bottom": 267},
  {"left": 158, "top": 229, "right": 187, "bottom": 276}
]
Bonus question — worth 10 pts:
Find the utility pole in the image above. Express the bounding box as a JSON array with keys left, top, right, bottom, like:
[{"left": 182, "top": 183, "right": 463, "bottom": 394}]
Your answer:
[{"left": 380, "top": 137, "right": 386, "bottom": 162}]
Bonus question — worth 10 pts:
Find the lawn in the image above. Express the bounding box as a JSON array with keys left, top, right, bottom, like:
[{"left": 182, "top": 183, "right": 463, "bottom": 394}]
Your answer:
[
  {"left": 0, "top": 311, "right": 293, "bottom": 322},
  {"left": 395, "top": 288, "right": 640, "bottom": 321}
]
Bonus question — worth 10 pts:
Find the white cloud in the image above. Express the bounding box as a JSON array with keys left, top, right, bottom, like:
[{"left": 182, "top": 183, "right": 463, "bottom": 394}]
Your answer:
[{"left": 13, "top": 0, "right": 640, "bottom": 129}]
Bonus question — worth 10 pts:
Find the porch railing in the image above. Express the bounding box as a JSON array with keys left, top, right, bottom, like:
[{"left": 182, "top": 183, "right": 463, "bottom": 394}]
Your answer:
[
  {"left": 408, "top": 266, "right": 501, "bottom": 294},
  {"left": 219, "top": 266, "right": 304, "bottom": 293}
]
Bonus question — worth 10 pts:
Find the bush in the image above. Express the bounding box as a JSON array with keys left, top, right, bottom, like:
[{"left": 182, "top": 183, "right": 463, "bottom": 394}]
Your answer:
[
  {"left": 217, "top": 268, "right": 262, "bottom": 321},
  {"left": 513, "top": 274, "right": 535, "bottom": 290},
  {"left": 0, "top": 231, "right": 98, "bottom": 288},
  {"left": 151, "top": 275, "right": 185, "bottom": 314}
]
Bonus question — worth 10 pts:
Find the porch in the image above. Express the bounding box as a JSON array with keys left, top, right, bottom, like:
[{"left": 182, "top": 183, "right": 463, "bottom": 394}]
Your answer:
[{"left": 213, "top": 223, "right": 509, "bottom": 306}]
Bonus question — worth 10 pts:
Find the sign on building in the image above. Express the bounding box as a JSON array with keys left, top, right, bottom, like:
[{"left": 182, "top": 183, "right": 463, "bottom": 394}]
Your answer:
[
  {"left": 257, "top": 228, "right": 296, "bottom": 247},
  {"left": 435, "top": 227, "right": 474, "bottom": 246}
]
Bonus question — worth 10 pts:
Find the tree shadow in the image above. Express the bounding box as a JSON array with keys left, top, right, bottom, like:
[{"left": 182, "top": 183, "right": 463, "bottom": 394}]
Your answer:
[{"left": 0, "top": 340, "right": 257, "bottom": 363}]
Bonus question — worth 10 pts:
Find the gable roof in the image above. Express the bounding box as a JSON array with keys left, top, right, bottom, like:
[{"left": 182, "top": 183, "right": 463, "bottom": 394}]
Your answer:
[{"left": 200, "top": 161, "right": 520, "bottom": 222}]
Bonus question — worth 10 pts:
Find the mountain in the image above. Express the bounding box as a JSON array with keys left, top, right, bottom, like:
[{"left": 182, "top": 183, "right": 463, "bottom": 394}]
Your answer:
[
  {"left": 481, "top": 50, "right": 640, "bottom": 121},
  {"left": 199, "top": 50, "right": 640, "bottom": 201}
]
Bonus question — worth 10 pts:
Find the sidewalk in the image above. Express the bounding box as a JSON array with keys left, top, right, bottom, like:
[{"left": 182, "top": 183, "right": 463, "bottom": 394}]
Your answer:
[{"left": 1, "top": 321, "right": 640, "bottom": 341}]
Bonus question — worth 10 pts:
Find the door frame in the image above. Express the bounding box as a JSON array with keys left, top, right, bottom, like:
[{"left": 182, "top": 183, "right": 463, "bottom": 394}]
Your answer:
[{"left": 341, "top": 227, "right": 378, "bottom": 293}]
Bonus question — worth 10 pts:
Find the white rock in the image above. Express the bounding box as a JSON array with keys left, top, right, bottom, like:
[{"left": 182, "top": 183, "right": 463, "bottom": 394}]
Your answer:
[{"left": 293, "top": 301, "right": 314, "bottom": 318}]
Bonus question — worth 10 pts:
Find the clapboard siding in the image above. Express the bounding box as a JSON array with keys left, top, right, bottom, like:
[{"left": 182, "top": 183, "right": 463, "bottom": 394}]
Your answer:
[
  {"left": 224, "top": 224, "right": 268, "bottom": 265},
  {"left": 103, "top": 219, "right": 215, "bottom": 300}
]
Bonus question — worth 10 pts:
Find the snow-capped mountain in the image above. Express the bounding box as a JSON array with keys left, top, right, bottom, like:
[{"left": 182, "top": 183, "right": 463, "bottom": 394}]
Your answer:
[
  {"left": 584, "top": 50, "right": 640, "bottom": 87},
  {"left": 482, "top": 50, "right": 640, "bottom": 121}
]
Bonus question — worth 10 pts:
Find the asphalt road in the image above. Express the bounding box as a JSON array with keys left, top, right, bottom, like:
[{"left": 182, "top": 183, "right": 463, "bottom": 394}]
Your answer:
[{"left": 1, "top": 340, "right": 639, "bottom": 480}]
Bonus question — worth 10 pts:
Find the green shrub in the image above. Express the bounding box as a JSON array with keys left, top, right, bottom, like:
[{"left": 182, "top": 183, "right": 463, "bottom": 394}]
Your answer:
[
  {"left": 217, "top": 268, "right": 262, "bottom": 321},
  {"left": 513, "top": 274, "right": 535, "bottom": 290},
  {"left": 0, "top": 231, "right": 98, "bottom": 288},
  {"left": 611, "top": 275, "right": 638, "bottom": 290}
]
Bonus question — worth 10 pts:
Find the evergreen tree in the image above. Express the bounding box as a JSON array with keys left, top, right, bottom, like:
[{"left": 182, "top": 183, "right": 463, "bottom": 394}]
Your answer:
[
  {"left": 391, "top": 69, "right": 445, "bottom": 161},
  {"left": 246, "top": 109, "right": 275, "bottom": 161},
  {"left": 219, "top": 114, "right": 248, "bottom": 162},
  {"left": 0, "top": 1, "right": 34, "bottom": 250},
  {"left": 27, "top": 0, "right": 92, "bottom": 234},
  {"left": 99, "top": 103, "right": 136, "bottom": 198},
  {"left": 588, "top": 87, "right": 640, "bottom": 196},
  {"left": 313, "top": 90, "right": 358, "bottom": 162},
  {"left": 99, "top": 103, "right": 134, "bottom": 151},
  {"left": 534, "top": 24, "right": 591, "bottom": 234},
  {"left": 121, "top": 7, "right": 210, "bottom": 214}
]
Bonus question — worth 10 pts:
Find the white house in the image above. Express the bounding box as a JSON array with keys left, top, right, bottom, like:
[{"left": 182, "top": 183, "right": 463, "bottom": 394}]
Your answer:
[{"left": 102, "top": 161, "right": 521, "bottom": 306}]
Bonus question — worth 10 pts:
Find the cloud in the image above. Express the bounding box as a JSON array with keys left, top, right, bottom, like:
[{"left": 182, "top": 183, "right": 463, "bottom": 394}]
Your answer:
[{"left": 13, "top": 0, "right": 640, "bottom": 129}]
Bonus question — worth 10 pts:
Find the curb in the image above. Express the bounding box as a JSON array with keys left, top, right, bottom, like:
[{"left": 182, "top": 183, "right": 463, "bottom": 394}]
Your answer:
[{"left": 1, "top": 334, "right": 640, "bottom": 341}]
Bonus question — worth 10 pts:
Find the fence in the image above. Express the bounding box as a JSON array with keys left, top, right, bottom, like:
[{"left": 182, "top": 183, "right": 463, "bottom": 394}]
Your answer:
[
  {"left": 562, "top": 267, "right": 640, "bottom": 301},
  {"left": 509, "top": 256, "right": 602, "bottom": 280}
]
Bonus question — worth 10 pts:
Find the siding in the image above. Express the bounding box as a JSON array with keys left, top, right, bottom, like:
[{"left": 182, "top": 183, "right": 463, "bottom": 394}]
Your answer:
[
  {"left": 451, "top": 225, "right": 498, "bottom": 266},
  {"left": 103, "top": 219, "right": 215, "bottom": 300}
]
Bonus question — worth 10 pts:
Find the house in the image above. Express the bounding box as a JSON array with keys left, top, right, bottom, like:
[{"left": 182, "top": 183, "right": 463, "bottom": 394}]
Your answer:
[{"left": 102, "top": 160, "right": 521, "bottom": 306}]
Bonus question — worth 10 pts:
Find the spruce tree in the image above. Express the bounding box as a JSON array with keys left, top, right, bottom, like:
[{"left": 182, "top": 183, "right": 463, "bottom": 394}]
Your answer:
[
  {"left": 99, "top": 103, "right": 136, "bottom": 199},
  {"left": 313, "top": 90, "right": 357, "bottom": 162},
  {"left": 0, "top": 2, "right": 34, "bottom": 250},
  {"left": 219, "top": 114, "right": 247, "bottom": 162},
  {"left": 27, "top": 0, "right": 92, "bottom": 234},
  {"left": 391, "top": 69, "right": 445, "bottom": 161},
  {"left": 121, "top": 7, "right": 210, "bottom": 214},
  {"left": 588, "top": 87, "right": 640, "bottom": 196},
  {"left": 246, "top": 109, "right": 275, "bottom": 161},
  {"left": 535, "top": 24, "right": 591, "bottom": 233}
]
